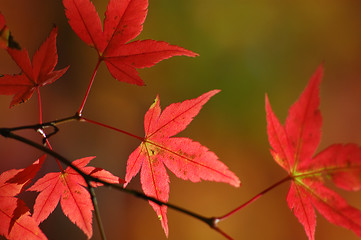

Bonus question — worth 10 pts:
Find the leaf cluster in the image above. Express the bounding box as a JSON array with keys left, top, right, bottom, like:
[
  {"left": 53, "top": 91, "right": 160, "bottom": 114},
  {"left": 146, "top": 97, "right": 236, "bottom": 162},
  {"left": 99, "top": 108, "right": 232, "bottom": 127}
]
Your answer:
[{"left": 1, "top": 1, "right": 361, "bottom": 240}]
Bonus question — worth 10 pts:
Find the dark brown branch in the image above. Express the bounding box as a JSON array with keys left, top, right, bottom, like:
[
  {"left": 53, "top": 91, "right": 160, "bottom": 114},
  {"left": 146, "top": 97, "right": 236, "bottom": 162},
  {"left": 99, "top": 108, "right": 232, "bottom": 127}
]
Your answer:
[
  {"left": 87, "top": 184, "right": 107, "bottom": 240},
  {"left": 0, "top": 130, "right": 231, "bottom": 239},
  {"left": 1, "top": 113, "right": 80, "bottom": 132}
]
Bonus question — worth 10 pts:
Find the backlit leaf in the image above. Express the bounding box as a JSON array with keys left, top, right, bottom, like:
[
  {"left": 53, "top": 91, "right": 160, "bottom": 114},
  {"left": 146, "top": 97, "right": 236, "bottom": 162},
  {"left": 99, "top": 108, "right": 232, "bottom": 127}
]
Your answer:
[
  {"left": 125, "top": 90, "right": 240, "bottom": 236},
  {"left": 0, "top": 27, "right": 68, "bottom": 107},
  {"left": 28, "top": 156, "right": 124, "bottom": 239},
  {"left": 63, "top": 0, "right": 197, "bottom": 85},
  {"left": 266, "top": 65, "right": 361, "bottom": 239},
  {"left": 0, "top": 157, "right": 46, "bottom": 240}
]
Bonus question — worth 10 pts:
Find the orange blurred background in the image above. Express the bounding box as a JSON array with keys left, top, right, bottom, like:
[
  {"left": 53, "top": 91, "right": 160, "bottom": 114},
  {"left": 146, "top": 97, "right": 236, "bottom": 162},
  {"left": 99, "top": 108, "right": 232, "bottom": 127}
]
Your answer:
[{"left": 1, "top": 0, "right": 361, "bottom": 239}]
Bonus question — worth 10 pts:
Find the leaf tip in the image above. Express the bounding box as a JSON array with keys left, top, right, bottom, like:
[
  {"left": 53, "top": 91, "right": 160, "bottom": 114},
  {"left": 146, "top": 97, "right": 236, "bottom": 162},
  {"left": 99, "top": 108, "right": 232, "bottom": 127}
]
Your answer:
[
  {"left": 150, "top": 94, "right": 160, "bottom": 109},
  {"left": 0, "top": 12, "right": 21, "bottom": 50},
  {"left": 212, "top": 89, "right": 221, "bottom": 94},
  {"left": 206, "top": 89, "right": 221, "bottom": 99},
  {"left": 233, "top": 178, "right": 242, "bottom": 188},
  {"left": 312, "top": 63, "right": 324, "bottom": 83},
  {"left": 50, "top": 24, "right": 58, "bottom": 33},
  {"left": 188, "top": 50, "right": 199, "bottom": 58},
  {"left": 265, "top": 93, "right": 271, "bottom": 109}
]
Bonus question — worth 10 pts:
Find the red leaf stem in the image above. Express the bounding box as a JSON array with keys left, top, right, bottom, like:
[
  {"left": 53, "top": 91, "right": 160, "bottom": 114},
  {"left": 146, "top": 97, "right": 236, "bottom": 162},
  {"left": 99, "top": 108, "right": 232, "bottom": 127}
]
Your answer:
[
  {"left": 77, "top": 59, "right": 101, "bottom": 116},
  {"left": 81, "top": 116, "right": 144, "bottom": 141}
]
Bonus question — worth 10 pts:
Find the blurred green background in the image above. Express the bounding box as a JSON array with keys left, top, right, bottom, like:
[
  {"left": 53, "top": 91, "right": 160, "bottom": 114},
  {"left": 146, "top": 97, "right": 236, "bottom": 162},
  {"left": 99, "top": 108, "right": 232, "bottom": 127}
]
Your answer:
[{"left": 1, "top": 0, "right": 361, "bottom": 239}]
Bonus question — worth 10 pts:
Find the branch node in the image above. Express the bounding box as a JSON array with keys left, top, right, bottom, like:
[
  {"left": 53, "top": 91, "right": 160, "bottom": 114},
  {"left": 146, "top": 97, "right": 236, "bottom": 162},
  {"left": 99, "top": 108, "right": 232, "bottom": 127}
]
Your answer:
[
  {"left": 36, "top": 124, "right": 59, "bottom": 144},
  {"left": 211, "top": 217, "right": 220, "bottom": 228},
  {"left": 0, "top": 128, "right": 11, "bottom": 138},
  {"left": 75, "top": 111, "right": 82, "bottom": 119}
]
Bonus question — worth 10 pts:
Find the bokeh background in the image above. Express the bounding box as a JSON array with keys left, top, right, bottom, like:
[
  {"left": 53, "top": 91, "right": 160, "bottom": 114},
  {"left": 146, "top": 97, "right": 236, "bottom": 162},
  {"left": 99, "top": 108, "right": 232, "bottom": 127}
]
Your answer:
[{"left": 1, "top": 0, "right": 361, "bottom": 239}]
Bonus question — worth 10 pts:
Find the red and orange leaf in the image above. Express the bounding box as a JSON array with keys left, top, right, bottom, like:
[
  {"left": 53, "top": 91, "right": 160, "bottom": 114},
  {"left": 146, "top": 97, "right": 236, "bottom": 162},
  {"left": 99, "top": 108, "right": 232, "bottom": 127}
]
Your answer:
[
  {"left": 103, "top": 0, "right": 148, "bottom": 50},
  {"left": 63, "top": 0, "right": 103, "bottom": 50},
  {"left": 265, "top": 95, "right": 293, "bottom": 171},
  {"left": 308, "top": 180, "right": 361, "bottom": 237},
  {"left": 7, "top": 155, "right": 46, "bottom": 189},
  {"left": 266, "top": 65, "right": 361, "bottom": 239},
  {"left": 6, "top": 48, "right": 33, "bottom": 78},
  {"left": 125, "top": 90, "right": 240, "bottom": 236},
  {"left": 28, "top": 156, "right": 123, "bottom": 239},
  {"left": 104, "top": 40, "right": 197, "bottom": 85},
  {"left": 287, "top": 181, "right": 316, "bottom": 240},
  {"left": 285, "top": 66, "right": 322, "bottom": 171},
  {"left": 0, "top": 158, "right": 46, "bottom": 240},
  {"left": 63, "top": 0, "right": 197, "bottom": 85},
  {"left": 0, "top": 27, "right": 68, "bottom": 107},
  {"left": 140, "top": 151, "right": 169, "bottom": 234},
  {"left": 66, "top": 157, "right": 126, "bottom": 187},
  {"left": 0, "top": 197, "right": 46, "bottom": 240},
  {"left": 310, "top": 144, "right": 361, "bottom": 191},
  {"left": 0, "top": 156, "right": 44, "bottom": 197}
]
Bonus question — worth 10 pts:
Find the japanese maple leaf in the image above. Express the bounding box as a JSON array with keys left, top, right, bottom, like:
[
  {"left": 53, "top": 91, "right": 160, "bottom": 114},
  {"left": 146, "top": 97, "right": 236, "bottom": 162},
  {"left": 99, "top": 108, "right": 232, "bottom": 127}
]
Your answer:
[
  {"left": 0, "top": 12, "right": 20, "bottom": 49},
  {"left": 0, "top": 156, "right": 46, "bottom": 240},
  {"left": 266, "top": 65, "right": 361, "bottom": 240},
  {"left": 125, "top": 90, "right": 240, "bottom": 236},
  {"left": 28, "top": 156, "right": 125, "bottom": 239},
  {"left": 0, "top": 26, "right": 68, "bottom": 107},
  {"left": 63, "top": 0, "right": 197, "bottom": 85}
]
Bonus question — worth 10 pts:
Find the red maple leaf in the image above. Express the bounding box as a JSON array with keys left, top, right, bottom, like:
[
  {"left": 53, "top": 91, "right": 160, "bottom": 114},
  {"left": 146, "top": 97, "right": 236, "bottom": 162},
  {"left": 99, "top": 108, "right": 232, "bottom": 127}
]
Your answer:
[
  {"left": 0, "top": 156, "right": 46, "bottom": 240},
  {"left": 62, "top": 0, "right": 198, "bottom": 86},
  {"left": 0, "top": 26, "right": 68, "bottom": 107},
  {"left": 28, "top": 156, "right": 124, "bottom": 239},
  {"left": 125, "top": 90, "right": 241, "bottom": 236},
  {"left": 266, "top": 65, "right": 361, "bottom": 239}
]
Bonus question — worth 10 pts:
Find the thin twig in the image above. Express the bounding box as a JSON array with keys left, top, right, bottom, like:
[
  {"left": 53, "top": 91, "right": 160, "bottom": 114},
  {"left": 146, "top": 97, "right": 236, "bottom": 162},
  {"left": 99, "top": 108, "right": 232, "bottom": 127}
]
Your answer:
[
  {"left": 212, "top": 225, "right": 233, "bottom": 240},
  {"left": 0, "top": 113, "right": 80, "bottom": 132},
  {"left": 214, "top": 176, "right": 291, "bottom": 222},
  {"left": 81, "top": 117, "right": 144, "bottom": 141},
  {"left": 0, "top": 130, "right": 226, "bottom": 237},
  {"left": 88, "top": 184, "right": 107, "bottom": 240}
]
